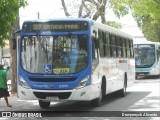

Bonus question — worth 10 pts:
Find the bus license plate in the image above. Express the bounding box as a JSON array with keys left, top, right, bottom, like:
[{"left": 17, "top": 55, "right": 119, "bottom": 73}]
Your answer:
[
  {"left": 46, "top": 96, "right": 59, "bottom": 101},
  {"left": 53, "top": 68, "right": 70, "bottom": 74}
]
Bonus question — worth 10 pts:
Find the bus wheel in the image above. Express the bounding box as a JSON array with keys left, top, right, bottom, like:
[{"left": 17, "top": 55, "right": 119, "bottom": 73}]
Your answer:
[
  {"left": 91, "top": 88, "right": 102, "bottom": 107},
  {"left": 39, "top": 100, "right": 50, "bottom": 108},
  {"left": 119, "top": 76, "right": 127, "bottom": 97}
]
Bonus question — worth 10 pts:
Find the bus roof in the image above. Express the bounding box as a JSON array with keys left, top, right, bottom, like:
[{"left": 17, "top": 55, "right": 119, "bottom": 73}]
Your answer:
[
  {"left": 92, "top": 20, "right": 133, "bottom": 40},
  {"left": 22, "top": 17, "right": 133, "bottom": 40},
  {"left": 22, "top": 17, "right": 91, "bottom": 23},
  {"left": 134, "top": 41, "right": 160, "bottom": 46}
]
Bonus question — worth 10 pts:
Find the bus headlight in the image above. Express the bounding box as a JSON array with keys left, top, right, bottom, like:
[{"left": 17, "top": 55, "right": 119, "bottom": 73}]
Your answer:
[
  {"left": 151, "top": 67, "right": 156, "bottom": 71},
  {"left": 76, "top": 75, "right": 90, "bottom": 89},
  {"left": 19, "top": 76, "right": 30, "bottom": 89}
]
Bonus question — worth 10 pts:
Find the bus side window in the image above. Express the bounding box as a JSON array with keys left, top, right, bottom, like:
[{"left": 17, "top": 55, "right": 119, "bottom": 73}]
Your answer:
[
  {"left": 102, "top": 31, "right": 106, "bottom": 57},
  {"left": 130, "top": 40, "right": 134, "bottom": 58},
  {"left": 110, "top": 34, "right": 117, "bottom": 58},
  {"left": 159, "top": 47, "right": 160, "bottom": 57},
  {"left": 99, "top": 30, "right": 110, "bottom": 58},
  {"left": 116, "top": 36, "right": 122, "bottom": 58},
  {"left": 106, "top": 32, "right": 110, "bottom": 57},
  {"left": 92, "top": 36, "right": 99, "bottom": 60},
  {"left": 122, "top": 38, "right": 127, "bottom": 58},
  {"left": 99, "top": 30, "right": 104, "bottom": 58},
  {"left": 92, "top": 35, "right": 99, "bottom": 73},
  {"left": 157, "top": 46, "right": 160, "bottom": 61},
  {"left": 126, "top": 40, "right": 130, "bottom": 58}
]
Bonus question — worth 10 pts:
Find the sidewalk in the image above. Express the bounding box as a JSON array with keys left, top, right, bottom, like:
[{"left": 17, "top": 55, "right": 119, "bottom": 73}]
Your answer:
[
  {"left": 0, "top": 93, "right": 62, "bottom": 111},
  {"left": 0, "top": 93, "right": 18, "bottom": 111},
  {"left": 0, "top": 93, "right": 40, "bottom": 111}
]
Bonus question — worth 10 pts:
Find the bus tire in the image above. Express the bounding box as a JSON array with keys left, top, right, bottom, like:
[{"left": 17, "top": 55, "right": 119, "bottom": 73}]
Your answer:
[
  {"left": 119, "top": 75, "right": 127, "bottom": 97},
  {"left": 39, "top": 100, "right": 50, "bottom": 108},
  {"left": 91, "top": 87, "right": 103, "bottom": 107}
]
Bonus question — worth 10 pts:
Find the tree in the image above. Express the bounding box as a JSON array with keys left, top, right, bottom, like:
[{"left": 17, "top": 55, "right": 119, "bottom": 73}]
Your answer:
[
  {"left": 105, "top": 21, "right": 122, "bottom": 29},
  {"left": 0, "top": 1, "right": 27, "bottom": 45},
  {"left": 0, "top": 0, "right": 27, "bottom": 93},
  {"left": 124, "top": 0, "right": 160, "bottom": 42},
  {"left": 61, "top": 0, "right": 129, "bottom": 24}
]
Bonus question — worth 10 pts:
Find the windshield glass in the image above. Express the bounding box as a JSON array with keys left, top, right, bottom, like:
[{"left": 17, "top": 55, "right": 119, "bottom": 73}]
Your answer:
[
  {"left": 134, "top": 44, "right": 155, "bottom": 68},
  {"left": 21, "top": 34, "right": 88, "bottom": 74}
]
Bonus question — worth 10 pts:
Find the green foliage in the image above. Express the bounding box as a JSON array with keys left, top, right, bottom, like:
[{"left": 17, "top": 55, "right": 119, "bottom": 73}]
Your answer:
[
  {"left": 62, "top": 0, "right": 130, "bottom": 22},
  {"left": 105, "top": 21, "right": 122, "bottom": 29},
  {"left": 0, "top": 0, "right": 27, "bottom": 46},
  {"left": 124, "top": 0, "right": 160, "bottom": 42},
  {"left": 110, "top": 0, "right": 129, "bottom": 18}
]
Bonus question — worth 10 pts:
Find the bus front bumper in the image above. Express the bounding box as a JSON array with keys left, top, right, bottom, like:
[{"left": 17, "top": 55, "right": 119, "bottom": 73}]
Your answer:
[
  {"left": 136, "top": 72, "right": 150, "bottom": 77},
  {"left": 18, "top": 83, "right": 101, "bottom": 101}
]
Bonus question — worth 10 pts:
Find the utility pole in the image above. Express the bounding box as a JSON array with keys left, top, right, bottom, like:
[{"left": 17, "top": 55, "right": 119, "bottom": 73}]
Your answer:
[{"left": 9, "top": 16, "right": 19, "bottom": 94}]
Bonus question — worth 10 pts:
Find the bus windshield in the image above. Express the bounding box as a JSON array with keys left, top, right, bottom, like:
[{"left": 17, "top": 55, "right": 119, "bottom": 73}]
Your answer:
[
  {"left": 21, "top": 34, "right": 88, "bottom": 74},
  {"left": 134, "top": 44, "right": 155, "bottom": 68}
]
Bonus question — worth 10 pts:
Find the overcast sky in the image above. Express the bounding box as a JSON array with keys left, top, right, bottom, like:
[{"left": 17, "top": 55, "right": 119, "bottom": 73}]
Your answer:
[{"left": 19, "top": 0, "right": 143, "bottom": 37}]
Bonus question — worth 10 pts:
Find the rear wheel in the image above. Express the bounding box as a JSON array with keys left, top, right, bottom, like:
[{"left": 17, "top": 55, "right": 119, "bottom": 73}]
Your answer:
[
  {"left": 119, "top": 75, "right": 127, "bottom": 97},
  {"left": 39, "top": 100, "right": 50, "bottom": 108}
]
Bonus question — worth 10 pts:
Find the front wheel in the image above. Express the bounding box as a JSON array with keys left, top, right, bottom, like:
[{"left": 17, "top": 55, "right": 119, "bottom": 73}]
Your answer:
[
  {"left": 91, "top": 88, "right": 102, "bottom": 107},
  {"left": 39, "top": 100, "right": 50, "bottom": 108}
]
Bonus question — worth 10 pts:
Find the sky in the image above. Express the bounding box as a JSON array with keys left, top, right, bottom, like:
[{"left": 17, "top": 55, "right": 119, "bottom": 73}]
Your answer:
[
  {"left": 19, "top": 0, "right": 64, "bottom": 25},
  {"left": 19, "top": 0, "right": 144, "bottom": 37}
]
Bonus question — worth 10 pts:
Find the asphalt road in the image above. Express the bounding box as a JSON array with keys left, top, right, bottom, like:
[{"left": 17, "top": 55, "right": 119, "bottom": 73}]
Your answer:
[{"left": 0, "top": 77, "right": 160, "bottom": 120}]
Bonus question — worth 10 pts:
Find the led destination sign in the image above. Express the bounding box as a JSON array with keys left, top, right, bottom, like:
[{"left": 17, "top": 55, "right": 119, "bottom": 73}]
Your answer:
[{"left": 22, "top": 21, "right": 88, "bottom": 32}]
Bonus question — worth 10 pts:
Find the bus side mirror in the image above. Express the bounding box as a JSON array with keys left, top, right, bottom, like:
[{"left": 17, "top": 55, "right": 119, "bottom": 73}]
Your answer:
[
  {"left": 12, "top": 38, "right": 17, "bottom": 50},
  {"left": 12, "top": 30, "right": 21, "bottom": 50}
]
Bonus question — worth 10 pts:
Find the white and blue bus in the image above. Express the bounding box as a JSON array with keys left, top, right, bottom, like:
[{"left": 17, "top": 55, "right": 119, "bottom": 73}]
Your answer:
[
  {"left": 16, "top": 18, "right": 135, "bottom": 108},
  {"left": 134, "top": 42, "right": 160, "bottom": 79}
]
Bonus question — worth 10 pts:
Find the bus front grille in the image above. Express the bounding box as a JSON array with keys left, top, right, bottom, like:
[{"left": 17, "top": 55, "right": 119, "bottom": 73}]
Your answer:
[
  {"left": 33, "top": 92, "right": 71, "bottom": 99},
  {"left": 136, "top": 72, "right": 150, "bottom": 76},
  {"left": 29, "top": 77, "right": 77, "bottom": 82}
]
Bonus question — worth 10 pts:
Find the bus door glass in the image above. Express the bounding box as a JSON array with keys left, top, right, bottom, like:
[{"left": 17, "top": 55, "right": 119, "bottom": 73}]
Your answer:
[{"left": 92, "top": 30, "right": 99, "bottom": 73}]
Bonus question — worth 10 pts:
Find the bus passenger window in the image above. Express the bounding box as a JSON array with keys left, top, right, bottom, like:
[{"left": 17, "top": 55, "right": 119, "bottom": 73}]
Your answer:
[
  {"left": 158, "top": 47, "right": 160, "bottom": 58},
  {"left": 116, "top": 36, "right": 122, "bottom": 58},
  {"left": 126, "top": 40, "right": 131, "bottom": 58},
  {"left": 130, "top": 40, "right": 134, "bottom": 58},
  {"left": 122, "top": 38, "right": 127, "bottom": 58},
  {"left": 92, "top": 36, "right": 99, "bottom": 73},
  {"left": 105, "top": 32, "right": 110, "bottom": 57},
  {"left": 110, "top": 34, "right": 117, "bottom": 58},
  {"left": 106, "top": 45, "right": 111, "bottom": 57},
  {"left": 99, "top": 30, "right": 104, "bottom": 58},
  {"left": 92, "top": 37, "right": 99, "bottom": 60}
]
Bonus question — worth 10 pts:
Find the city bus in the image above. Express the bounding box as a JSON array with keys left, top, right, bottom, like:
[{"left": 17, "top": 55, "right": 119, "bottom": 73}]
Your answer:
[
  {"left": 134, "top": 42, "right": 160, "bottom": 79},
  {"left": 16, "top": 18, "right": 135, "bottom": 108}
]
